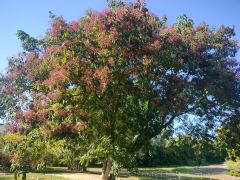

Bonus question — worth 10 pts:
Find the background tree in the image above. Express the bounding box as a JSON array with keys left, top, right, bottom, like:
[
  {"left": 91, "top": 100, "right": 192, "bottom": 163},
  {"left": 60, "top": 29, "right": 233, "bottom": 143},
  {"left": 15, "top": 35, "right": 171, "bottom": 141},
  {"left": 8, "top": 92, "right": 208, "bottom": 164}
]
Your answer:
[
  {"left": 138, "top": 127, "right": 225, "bottom": 167},
  {"left": 217, "top": 114, "right": 240, "bottom": 160},
  {"left": 0, "top": 136, "right": 11, "bottom": 172},
  {"left": 0, "top": 0, "right": 239, "bottom": 179},
  {"left": 218, "top": 115, "right": 240, "bottom": 178}
]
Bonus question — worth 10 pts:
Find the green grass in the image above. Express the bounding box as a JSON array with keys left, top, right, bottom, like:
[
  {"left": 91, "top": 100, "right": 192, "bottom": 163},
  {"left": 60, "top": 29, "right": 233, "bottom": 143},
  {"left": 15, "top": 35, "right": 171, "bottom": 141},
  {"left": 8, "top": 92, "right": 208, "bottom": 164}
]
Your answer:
[
  {"left": 138, "top": 177, "right": 160, "bottom": 180},
  {"left": 0, "top": 164, "right": 223, "bottom": 180},
  {"left": 139, "top": 165, "right": 199, "bottom": 171},
  {"left": 46, "top": 166, "right": 213, "bottom": 179},
  {"left": 0, "top": 177, "right": 11, "bottom": 180},
  {"left": 136, "top": 165, "right": 218, "bottom": 180},
  {"left": 137, "top": 176, "right": 210, "bottom": 180},
  {"left": 0, "top": 173, "right": 69, "bottom": 180},
  {"left": 45, "top": 166, "right": 76, "bottom": 173},
  {"left": 138, "top": 177, "right": 208, "bottom": 180},
  {"left": 138, "top": 165, "right": 202, "bottom": 176}
]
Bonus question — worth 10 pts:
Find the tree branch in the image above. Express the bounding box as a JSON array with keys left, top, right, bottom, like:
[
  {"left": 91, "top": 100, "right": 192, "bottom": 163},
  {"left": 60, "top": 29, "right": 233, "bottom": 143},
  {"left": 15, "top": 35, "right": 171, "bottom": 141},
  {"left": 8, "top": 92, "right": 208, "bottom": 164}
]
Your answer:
[{"left": 163, "top": 105, "right": 199, "bottom": 129}]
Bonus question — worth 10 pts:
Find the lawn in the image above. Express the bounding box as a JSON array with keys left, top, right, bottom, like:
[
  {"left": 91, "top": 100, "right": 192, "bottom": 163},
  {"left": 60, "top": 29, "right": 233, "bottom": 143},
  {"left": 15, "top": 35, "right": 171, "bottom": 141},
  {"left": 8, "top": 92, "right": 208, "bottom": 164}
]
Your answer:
[
  {"left": 135, "top": 164, "right": 232, "bottom": 180},
  {"left": 0, "top": 173, "right": 68, "bottom": 180},
  {"left": 0, "top": 164, "right": 229, "bottom": 180},
  {"left": 46, "top": 166, "right": 213, "bottom": 179},
  {"left": 136, "top": 166, "right": 203, "bottom": 179}
]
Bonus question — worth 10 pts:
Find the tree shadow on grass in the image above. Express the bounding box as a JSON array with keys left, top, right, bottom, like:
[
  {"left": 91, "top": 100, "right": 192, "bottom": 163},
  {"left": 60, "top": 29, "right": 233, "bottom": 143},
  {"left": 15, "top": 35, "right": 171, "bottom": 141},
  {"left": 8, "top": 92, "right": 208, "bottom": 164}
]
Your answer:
[
  {"left": 43, "top": 166, "right": 226, "bottom": 179},
  {"left": 134, "top": 165, "right": 229, "bottom": 180},
  {"left": 134, "top": 171, "right": 212, "bottom": 180},
  {"left": 43, "top": 167, "right": 81, "bottom": 174},
  {"left": 138, "top": 175, "right": 211, "bottom": 180},
  {"left": 173, "top": 166, "right": 227, "bottom": 176}
]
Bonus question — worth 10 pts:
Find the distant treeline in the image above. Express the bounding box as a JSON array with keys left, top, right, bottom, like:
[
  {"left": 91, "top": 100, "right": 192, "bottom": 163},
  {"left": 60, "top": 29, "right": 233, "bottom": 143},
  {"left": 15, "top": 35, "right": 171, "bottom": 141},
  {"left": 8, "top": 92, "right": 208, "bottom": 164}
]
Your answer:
[{"left": 137, "top": 131, "right": 226, "bottom": 167}]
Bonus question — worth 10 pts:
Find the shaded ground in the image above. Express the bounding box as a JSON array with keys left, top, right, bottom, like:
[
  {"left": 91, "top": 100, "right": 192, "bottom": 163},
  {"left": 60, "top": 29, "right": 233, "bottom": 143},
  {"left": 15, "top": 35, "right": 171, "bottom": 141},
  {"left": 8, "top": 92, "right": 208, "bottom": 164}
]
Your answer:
[
  {"left": 1, "top": 164, "right": 239, "bottom": 180},
  {"left": 136, "top": 164, "right": 240, "bottom": 180},
  {"left": 190, "top": 164, "right": 240, "bottom": 180},
  {"left": 0, "top": 172, "right": 67, "bottom": 180},
  {"left": 47, "top": 164, "right": 240, "bottom": 180}
]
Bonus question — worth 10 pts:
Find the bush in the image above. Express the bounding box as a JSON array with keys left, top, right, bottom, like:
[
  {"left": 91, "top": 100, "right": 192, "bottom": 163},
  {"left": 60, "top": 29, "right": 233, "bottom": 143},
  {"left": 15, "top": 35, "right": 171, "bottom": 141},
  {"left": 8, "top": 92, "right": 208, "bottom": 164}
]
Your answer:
[
  {"left": 0, "top": 151, "right": 11, "bottom": 171},
  {"left": 226, "top": 159, "right": 240, "bottom": 177}
]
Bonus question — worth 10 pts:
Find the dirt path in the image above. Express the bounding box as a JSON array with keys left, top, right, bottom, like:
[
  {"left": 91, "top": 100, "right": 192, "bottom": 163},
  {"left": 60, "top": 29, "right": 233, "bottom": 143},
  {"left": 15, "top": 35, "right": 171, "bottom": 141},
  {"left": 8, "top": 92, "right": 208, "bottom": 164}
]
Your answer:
[
  {"left": 49, "top": 164, "right": 240, "bottom": 180},
  {"left": 46, "top": 173, "right": 137, "bottom": 180},
  {"left": 47, "top": 173, "right": 101, "bottom": 180}
]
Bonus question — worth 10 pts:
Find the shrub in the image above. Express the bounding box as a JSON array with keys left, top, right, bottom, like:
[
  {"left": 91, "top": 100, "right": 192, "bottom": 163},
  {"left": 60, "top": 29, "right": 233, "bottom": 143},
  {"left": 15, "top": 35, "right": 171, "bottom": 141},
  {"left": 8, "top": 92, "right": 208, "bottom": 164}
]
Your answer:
[
  {"left": 0, "top": 151, "right": 11, "bottom": 171},
  {"left": 226, "top": 159, "right": 240, "bottom": 177}
]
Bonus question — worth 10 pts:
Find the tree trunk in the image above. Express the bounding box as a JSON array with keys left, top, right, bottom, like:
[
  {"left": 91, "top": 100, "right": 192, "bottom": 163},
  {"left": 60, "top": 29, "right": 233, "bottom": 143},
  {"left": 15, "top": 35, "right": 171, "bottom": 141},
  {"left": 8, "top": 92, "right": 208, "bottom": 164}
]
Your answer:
[
  {"left": 22, "top": 172, "right": 26, "bottom": 180},
  {"left": 82, "top": 165, "right": 87, "bottom": 172},
  {"left": 101, "top": 157, "right": 113, "bottom": 180},
  {"left": 14, "top": 172, "right": 17, "bottom": 180}
]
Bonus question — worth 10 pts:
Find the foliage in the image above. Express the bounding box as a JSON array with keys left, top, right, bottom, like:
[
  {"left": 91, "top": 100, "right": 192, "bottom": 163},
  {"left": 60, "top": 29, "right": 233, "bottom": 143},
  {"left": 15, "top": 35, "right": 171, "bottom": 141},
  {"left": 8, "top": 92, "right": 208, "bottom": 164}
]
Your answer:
[
  {"left": 16, "top": 30, "right": 44, "bottom": 52},
  {"left": 0, "top": 0, "right": 239, "bottom": 179},
  {"left": 0, "top": 136, "right": 11, "bottom": 172},
  {"left": 60, "top": 136, "right": 89, "bottom": 171},
  {"left": 217, "top": 114, "right": 240, "bottom": 160},
  {"left": 226, "top": 159, "right": 240, "bottom": 177},
  {"left": 138, "top": 130, "right": 225, "bottom": 167},
  {"left": 219, "top": 116, "right": 240, "bottom": 177},
  {"left": 44, "top": 139, "right": 66, "bottom": 167},
  {"left": 2, "top": 130, "right": 55, "bottom": 174},
  {"left": 2, "top": 133, "right": 29, "bottom": 174},
  {"left": 0, "top": 151, "right": 11, "bottom": 172}
]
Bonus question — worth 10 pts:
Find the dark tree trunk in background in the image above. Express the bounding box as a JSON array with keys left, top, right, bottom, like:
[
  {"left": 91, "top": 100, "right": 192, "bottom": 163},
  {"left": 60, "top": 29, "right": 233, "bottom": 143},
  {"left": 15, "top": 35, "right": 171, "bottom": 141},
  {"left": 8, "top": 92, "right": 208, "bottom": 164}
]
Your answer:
[{"left": 101, "top": 157, "right": 113, "bottom": 180}]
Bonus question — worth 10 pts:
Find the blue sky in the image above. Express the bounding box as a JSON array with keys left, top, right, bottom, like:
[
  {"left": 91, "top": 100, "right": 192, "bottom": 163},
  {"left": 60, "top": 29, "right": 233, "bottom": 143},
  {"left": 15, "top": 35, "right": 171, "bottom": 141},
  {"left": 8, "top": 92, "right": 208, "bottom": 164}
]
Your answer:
[{"left": 0, "top": 0, "right": 240, "bottom": 73}]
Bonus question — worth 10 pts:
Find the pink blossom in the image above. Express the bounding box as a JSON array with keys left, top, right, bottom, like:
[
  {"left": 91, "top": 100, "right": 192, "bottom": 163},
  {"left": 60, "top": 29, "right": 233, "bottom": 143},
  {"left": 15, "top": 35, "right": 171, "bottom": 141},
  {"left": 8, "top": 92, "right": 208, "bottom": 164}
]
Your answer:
[
  {"left": 44, "top": 68, "right": 68, "bottom": 88},
  {"left": 63, "top": 40, "right": 72, "bottom": 47},
  {"left": 115, "top": 8, "right": 127, "bottom": 20},
  {"left": 108, "top": 57, "right": 115, "bottom": 65},
  {"left": 15, "top": 111, "right": 23, "bottom": 120},
  {"left": 57, "top": 109, "right": 68, "bottom": 118},
  {"left": 9, "top": 68, "right": 21, "bottom": 81},
  {"left": 75, "top": 121, "right": 87, "bottom": 130},
  {"left": 69, "top": 21, "right": 79, "bottom": 32},
  {"left": 150, "top": 40, "right": 162, "bottom": 51},
  {"left": 94, "top": 66, "right": 110, "bottom": 78},
  {"left": 38, "top": 109, "right": 46, "bottom": 122},
  {"left": 96, "top": 13, "right": 105, "bottom": 30},
  {"left": 25, "top": 110, "right": 36, "bottom": 124},
  {"left": 110, "top": 28, "right": 119, "bottom": 40},
  {"left": 88, "top": 46, "right": 97, "bottom": 53},
  {"left": 84, "top": 21, "right": 91, "bottom": 32},
  {"left": 168, "top": 33, "right": 180, "bottom": 43},
  {"left": 98, "top": 33, "right": 111, "bottom": 47},
  {"left": 46, "top": 45, "right": 63, "bottom": 55},
  {"left": 131, "top": 8, "right": 141, "bottom": 18},
  {"left": 51, "top": 18, "right": 68, "bottom": 36},
  {"left": 93, "top": 66, "right": 110, "bottom": 91}
]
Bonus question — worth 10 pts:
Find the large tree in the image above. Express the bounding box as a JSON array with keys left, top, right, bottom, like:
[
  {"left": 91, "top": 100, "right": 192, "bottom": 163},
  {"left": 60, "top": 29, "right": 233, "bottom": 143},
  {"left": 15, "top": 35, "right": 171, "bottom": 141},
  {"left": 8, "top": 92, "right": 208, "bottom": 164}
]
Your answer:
[{"left": 1, "top": 1, "right": 239, "bottom": 179}]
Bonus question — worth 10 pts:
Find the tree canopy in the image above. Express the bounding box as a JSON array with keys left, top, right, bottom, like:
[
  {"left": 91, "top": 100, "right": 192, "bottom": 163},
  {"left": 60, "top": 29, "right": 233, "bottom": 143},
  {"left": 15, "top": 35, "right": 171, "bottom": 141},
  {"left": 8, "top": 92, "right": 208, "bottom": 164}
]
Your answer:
[{"left": 0, "top": 1, "right": 239, "bottom": 179}]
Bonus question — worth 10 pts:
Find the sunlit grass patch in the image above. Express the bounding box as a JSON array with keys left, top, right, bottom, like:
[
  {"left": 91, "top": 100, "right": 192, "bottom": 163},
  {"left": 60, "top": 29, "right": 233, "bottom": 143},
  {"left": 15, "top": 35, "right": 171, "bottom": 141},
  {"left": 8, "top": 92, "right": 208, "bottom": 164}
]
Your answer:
[{"left": 0, "top": 173, "right": 69, "bottom": 180}]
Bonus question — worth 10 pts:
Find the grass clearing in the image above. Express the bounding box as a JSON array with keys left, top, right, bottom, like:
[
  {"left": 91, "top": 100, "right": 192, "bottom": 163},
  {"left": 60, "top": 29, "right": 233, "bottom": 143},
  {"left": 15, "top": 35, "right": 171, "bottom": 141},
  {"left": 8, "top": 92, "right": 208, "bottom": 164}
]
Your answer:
[
  {"left": 0, "top": 173, "right": 69, "bottom": 180},
  {"left": 0, "top": 164, "right": 233, "bottom": 180},
  {"left": 136, "top": 165, "right": 221, "bottom": 179}
]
